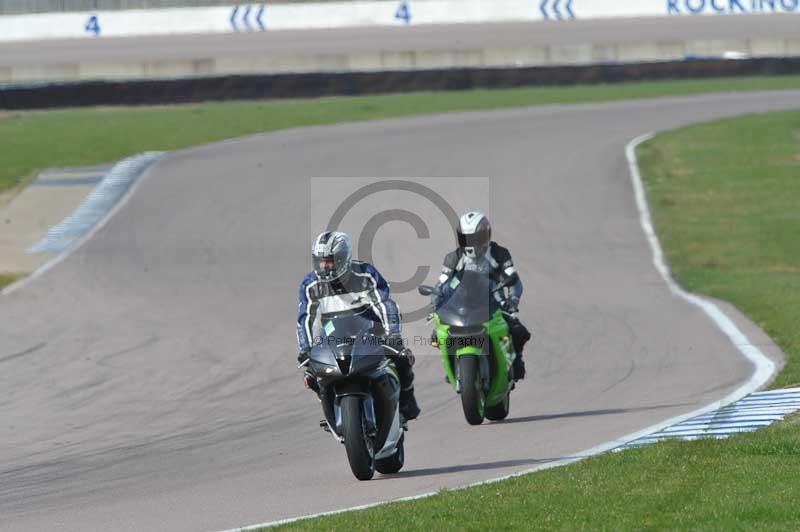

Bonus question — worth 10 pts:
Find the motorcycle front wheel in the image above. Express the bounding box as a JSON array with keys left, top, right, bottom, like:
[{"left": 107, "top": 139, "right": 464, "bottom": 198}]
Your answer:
[
  {"left": 341, "top": 395, "right": 375, "bottom": 480},
  {"left": 459, "top": 356, "right": 485, "bottom": 426}
]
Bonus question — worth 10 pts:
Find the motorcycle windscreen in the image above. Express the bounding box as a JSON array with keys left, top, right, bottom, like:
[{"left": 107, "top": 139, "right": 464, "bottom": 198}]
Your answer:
[
  {"left": 437, "top": 270, "right": 498, "bottom": 327},
  {"left": 349, "top": 336, "right": 386, "bottom": 374},
  {"left": 315, "top": 312, "right": 383, "bottom": 374},
  {"left": 309, "top": 343, "right": 338, "bottom": 367}
]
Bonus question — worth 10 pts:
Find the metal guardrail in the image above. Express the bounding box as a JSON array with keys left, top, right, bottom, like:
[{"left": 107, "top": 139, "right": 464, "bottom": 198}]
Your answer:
[{"left": 2, "top": 57, "right": 800, "bottom": 110}]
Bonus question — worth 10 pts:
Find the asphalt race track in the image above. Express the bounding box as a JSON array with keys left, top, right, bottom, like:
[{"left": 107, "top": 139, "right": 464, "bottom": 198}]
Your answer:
[
  {"left": 0, "top": 15, "right": 798, "bottom": 67},
  {"left": 0, "top": 91, "right": 795, "bottom": 531}
]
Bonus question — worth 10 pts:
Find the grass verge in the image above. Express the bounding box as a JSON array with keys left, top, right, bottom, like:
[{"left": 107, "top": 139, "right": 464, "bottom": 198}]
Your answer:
[
  {"left": 0, "top": 272, "right": 23, "bottom": 290},
  {"left": 268, "top": 110, "right": 800, "bottom": 530},
  {"left": 3, "top": 75, "right": 800, "bottom": 195}
]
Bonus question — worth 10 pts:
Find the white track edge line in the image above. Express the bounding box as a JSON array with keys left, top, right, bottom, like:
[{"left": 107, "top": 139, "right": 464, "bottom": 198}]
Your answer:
[
  {"left": 626, "top": 131, "right": 776, "bottom": 394},
  {"left": 1, "top": 153, "right": 166, "bottom": 296},
  {"left": 217, "top": 132, "right": 778, "bottom": 532}
]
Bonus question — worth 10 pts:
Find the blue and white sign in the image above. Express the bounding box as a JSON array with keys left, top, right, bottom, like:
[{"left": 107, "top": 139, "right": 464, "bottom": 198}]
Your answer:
[
  {"left": 230, "top": 4, "right": 266, "bottom": 32},
  {"left": 0, "top": 0, "right": 798, "bottom": 43},
  {"left": 668, "top": 0, "right": 800, "bottom": 14},
  {"left": 540, "top": 0, "right": 575, "bottom": 20},
  {"left": 84, "top": 14, "right": 101, "bottom": 36},
  {"left": 395, "top": 1, "right": 411, "bottom": 24}
]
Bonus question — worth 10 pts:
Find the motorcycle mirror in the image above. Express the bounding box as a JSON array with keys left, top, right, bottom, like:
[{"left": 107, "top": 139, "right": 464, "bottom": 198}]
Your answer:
[{"left": 418, "top": 285, "right": 434, "bottom": 296}]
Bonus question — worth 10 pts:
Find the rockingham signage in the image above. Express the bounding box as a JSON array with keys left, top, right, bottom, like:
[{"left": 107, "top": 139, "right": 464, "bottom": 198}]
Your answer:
[
  {"left": 667, "top": 0, "right": 800, "bottom": 14},
  {"left": 0, "top": 0, "right": 797, "bottom": 43}
]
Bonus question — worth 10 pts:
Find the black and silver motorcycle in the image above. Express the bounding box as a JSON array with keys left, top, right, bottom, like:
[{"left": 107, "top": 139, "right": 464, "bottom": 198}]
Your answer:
[{"left": 302, "top": 311, "right": 406, "bottom": 480}]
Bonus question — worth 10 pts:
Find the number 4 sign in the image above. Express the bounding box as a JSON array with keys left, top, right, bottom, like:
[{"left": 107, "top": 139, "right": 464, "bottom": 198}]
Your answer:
[
  {"left": 85, "top": 15, "right": 101, "bottom": 36},
  {"left": 395, "top": 1, "right": 411, "bottom": 24}
]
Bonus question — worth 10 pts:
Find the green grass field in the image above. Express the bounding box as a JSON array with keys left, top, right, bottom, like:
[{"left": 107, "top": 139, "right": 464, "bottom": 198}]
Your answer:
[
  {"left": 267, "top": 111, "right": 800, "bottom": 531},
  {"left": 3, "top": 75, "right": 800, "bottom": 196}
]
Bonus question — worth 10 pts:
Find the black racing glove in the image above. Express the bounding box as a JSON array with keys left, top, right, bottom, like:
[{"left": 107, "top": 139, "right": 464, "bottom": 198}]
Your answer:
[
  {"left": 303, "top": 369, "right": 320, "bottom": 393},
  {"left": 297, "top": 349, "right": 310, "bottom": 365},
  {"left": 385, "top": 336, "right": 415, "bottom": 366},
  {"left": 431, "top": 284, "right": 444, "bottom": 308},
  {"left": 399, "top": 347, "right": 416, "bottom": 367},
  {"left": 502, "top": 296, "right": 520, "bottom": 314},
  {"left": 386, "top": 335, "right": 405, "bottom": 350}
]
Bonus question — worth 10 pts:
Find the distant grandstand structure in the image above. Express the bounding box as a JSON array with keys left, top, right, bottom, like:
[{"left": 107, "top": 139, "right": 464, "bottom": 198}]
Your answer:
[{"left": 0, "top": 0, "right": 328, "bottom": 15}]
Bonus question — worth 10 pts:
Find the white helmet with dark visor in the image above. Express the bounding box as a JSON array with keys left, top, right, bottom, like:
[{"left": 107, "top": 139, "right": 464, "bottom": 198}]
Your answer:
[{"left": 457, "top": 212, "right": 492, "bottom": 259}]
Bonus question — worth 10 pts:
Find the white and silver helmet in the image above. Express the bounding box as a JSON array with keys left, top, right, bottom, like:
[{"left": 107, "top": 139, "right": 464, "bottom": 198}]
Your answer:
[
  {"left": 312, "top": 231, "right": 353, "bottom": 281},
  {"left": 457, "top": 211, "right": 492, "bottom": 259}
]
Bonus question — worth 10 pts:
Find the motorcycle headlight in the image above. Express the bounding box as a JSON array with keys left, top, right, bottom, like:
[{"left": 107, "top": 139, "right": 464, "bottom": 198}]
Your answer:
[{"left": 311, "top": 359, "right": 339, "bottom": 376}]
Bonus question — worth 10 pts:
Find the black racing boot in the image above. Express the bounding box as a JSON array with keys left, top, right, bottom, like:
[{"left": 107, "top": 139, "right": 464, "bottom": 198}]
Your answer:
[
  {"left": 393, "top": 351, "right": 420, "bottom": 420},
  {"left": 399, "top": 386, "right": 421, "bottom": 421},
  {"left": 512, "top": 354, "right": 526, "bottom": 381},
  {"left": 508, "top": 318, "right": 531, "bottom": 382}
]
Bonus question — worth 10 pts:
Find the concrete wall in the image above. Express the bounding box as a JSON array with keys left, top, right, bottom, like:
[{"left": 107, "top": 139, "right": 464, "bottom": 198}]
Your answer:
[
  {"left": 3, "top": 37, "right": 800, "bottom": 85},
  {"left": 1, "top": 0, "right": 798, "bottom": 42}
]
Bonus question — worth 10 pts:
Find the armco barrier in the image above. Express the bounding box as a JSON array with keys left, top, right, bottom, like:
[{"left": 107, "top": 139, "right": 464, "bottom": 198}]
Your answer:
[
  {"left": 0, "top": 0, "right": 798, "bottom": 43},
  {"left": 3, "top": 56, "right": 800, "bottom": 110}
]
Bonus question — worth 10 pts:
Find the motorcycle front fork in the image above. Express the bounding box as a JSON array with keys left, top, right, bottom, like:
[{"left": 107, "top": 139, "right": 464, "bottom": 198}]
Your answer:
[{"left": 454, "top": 356, "right": 491, "bottom": 394}]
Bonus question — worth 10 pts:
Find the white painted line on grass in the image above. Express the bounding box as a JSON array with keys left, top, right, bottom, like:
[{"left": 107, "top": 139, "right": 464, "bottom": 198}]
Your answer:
[{"left": 215, "top": 133, "right": 779, "bottom": 532}]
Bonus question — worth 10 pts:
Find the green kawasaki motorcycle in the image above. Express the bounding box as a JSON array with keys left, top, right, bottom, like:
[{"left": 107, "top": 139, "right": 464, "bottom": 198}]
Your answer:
[{"left": 419, "top": 271, "right": 519, "bottom": 425}]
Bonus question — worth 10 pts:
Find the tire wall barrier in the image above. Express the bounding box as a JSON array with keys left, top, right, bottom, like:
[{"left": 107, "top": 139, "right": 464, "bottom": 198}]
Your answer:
[
  {"left": 4, "top": 56, "right": 800, "bottom": 110},
  {"left": 1, "top": 0, "right": 799, "bottom": 43}
]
